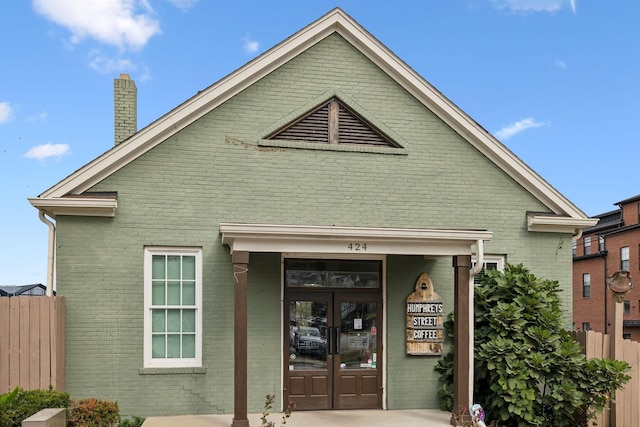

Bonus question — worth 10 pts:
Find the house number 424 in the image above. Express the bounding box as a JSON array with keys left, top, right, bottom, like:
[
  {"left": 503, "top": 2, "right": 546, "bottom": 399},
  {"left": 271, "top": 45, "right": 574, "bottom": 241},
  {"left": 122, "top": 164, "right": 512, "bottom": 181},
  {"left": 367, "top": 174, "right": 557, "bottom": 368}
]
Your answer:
[{"left": 347, "top": 243, "right": 367, "bottom": 251}]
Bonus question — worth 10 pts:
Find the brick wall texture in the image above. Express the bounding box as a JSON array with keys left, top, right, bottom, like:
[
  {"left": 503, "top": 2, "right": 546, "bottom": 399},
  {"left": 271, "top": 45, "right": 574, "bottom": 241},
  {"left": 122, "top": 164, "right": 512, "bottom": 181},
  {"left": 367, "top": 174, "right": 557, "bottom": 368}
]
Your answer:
[
  {"left": 54, "top": 34, "right": 574, "bottom": 417},
  {"left": 573, "top": 199, "right": 640, "bottom": 340},
  {"left": 114, "top": 76, "right": 137, "bottom": 145}
]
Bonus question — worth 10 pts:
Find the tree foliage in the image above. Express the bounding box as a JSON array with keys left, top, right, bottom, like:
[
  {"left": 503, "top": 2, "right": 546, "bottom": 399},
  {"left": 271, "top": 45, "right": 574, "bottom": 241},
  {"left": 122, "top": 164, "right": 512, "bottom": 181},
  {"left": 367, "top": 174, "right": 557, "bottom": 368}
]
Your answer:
[{"left": 435, "top": 263, "right": 631, "bottom": 426}]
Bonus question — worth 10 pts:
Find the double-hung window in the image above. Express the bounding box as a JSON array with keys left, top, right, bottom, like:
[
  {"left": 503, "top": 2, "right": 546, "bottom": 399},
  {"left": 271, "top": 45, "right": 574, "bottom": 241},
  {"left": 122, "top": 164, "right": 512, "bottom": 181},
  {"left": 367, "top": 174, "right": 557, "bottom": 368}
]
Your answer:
[
  {"left": 144, "top": 247, "right": 202, "bottom": 368},
  {"left": 621, "top": 247, "right": 630, "bottom": 271},
  {"left": 583, "top": 237, "right": 591, "bottom": 255},
  {"left": 582, "top": 273, "right": 590, "bottom": 298}
]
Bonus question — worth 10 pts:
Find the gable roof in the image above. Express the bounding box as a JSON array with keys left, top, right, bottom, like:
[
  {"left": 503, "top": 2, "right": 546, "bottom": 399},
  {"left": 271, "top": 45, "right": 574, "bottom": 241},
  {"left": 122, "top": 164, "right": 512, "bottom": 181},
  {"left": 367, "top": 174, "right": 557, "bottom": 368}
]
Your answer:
[
  {"left": 0, "top": 284, "right": 48, "bottom": 297},
  {"left": 28, "top": 8, "right": 597, "bottom": 233}
]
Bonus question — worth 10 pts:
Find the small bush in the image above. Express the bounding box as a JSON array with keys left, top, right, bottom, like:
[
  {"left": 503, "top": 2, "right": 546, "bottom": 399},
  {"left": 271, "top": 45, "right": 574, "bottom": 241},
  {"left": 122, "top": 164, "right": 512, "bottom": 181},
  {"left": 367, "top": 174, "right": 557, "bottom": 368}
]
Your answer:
[
  {"left": 0, "top": 387, "right": 70, "bottom": 427},
  {"left": 67, "top": 398, "right": 120, "bottom": 427},
  {"left": 119, "top": 415, "right": 146, "bottom": 427}
]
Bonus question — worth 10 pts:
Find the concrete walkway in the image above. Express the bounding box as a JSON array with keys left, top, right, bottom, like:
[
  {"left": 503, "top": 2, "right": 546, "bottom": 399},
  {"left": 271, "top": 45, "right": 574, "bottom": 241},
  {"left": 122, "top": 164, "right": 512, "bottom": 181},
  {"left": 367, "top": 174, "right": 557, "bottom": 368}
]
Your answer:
[{"left": 143, "top": 409, "right": 452, "bottom": 427}]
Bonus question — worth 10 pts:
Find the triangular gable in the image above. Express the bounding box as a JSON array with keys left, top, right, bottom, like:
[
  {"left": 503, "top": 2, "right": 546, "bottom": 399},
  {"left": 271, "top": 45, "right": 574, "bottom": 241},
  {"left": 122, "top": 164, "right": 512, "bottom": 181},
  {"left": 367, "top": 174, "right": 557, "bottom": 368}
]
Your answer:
[
  {"left": 268, "top": 97, "right": 401, "bottom": 148},
  {"left": 29, "top": 7, "right": 597, "bottom": 232}
]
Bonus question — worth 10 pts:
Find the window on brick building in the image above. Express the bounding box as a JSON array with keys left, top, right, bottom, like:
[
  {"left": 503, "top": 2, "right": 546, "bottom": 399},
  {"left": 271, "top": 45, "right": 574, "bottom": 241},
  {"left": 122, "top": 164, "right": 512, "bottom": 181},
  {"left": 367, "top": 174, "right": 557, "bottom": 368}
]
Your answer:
[
  {"left": 584, "top": 237, "right": 591, "bottom": 255},
  {"left": 624, "top": 300, "right": 630, "bottom": 315},
  {"left": 582, "top": 273, "right": 590, "bottom": 298},
  {"left": 572, "top": 241, "right": 577, "bottom": 257},
  {"left": 144, "top": 247, "right": 202, "bottom": 368},
  {"left": 599, "top": 235, "right": 605, "bottom": 252},
  {"left": 582, "top": 322, "right": 591, "bottom": 331},
  {"left": 621, "top": 246, "right": 630, "bottom": 271}
]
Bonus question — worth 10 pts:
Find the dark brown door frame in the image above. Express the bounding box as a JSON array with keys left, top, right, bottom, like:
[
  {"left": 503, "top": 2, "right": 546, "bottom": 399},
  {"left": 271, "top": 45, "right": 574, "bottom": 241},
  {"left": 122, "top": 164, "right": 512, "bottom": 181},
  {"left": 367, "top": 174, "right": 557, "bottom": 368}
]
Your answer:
[{"left": 283, "top": 287, "right": 383, "bottom": 410}]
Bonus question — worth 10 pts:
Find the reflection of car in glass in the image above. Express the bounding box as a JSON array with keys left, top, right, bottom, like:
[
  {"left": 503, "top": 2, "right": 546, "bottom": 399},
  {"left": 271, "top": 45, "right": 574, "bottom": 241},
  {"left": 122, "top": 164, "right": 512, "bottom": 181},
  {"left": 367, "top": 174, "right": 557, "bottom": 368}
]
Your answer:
[{"left": 291, "top": 326, "right": 326, "bottom": 359}]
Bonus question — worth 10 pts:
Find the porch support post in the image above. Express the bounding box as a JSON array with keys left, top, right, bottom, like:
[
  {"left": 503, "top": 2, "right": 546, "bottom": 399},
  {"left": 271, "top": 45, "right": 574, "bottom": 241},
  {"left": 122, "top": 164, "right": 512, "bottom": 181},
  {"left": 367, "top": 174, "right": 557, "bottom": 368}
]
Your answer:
[
  {"left": 452, "top": 255, "right": 472, "bottom": 424},
  {"left": 232, "top": 251, "right": 250, "bottom": 427}
]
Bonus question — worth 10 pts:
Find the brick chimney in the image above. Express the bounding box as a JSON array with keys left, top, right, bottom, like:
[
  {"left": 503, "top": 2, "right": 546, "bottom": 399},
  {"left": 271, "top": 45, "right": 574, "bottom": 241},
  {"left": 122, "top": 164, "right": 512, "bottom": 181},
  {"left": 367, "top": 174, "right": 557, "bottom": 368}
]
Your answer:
[{"left": 114, "top": 74, "right": 137, "bottom": 145}]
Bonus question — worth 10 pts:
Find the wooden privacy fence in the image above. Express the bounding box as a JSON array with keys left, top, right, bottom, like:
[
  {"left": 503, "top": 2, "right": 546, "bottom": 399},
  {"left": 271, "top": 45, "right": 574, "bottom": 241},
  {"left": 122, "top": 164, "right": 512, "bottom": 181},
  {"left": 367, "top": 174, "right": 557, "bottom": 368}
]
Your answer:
[
  {"left": 0, "top": 296, "right": 65, "bottom": 393},
  {"left": 572, "top": 330, "right": 640, "bottom": 427}
]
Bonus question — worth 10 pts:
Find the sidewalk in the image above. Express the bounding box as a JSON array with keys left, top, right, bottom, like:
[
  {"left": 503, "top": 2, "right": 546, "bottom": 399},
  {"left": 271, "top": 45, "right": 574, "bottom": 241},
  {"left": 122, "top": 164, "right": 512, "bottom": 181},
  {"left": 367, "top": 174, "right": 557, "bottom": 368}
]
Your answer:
[{"left": 143, "top": 409, "right": 452, "bottom": 427}]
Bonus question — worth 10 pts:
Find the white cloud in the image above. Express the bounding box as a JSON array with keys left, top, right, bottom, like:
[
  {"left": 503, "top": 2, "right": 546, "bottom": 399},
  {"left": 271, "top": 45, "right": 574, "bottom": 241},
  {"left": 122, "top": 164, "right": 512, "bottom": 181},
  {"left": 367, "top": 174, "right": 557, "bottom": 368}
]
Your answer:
[
  {"left": 242, "top": 35, "right": 259, "bottom": 54},
  {"left": 554, "top": 59, "right": 567, "bottom": 69},
  {"left": 490, "top": 0, "right": 576, "bottom": 13},
  {"left": 165, "top": 0, "right": 198, "bottom": 11},
  {"left": 32, "top": 0, "right": 161, "bottom": 51},
  {"left": 24, "top": 143, "right": 71, "bottom": 161},
  {"left": 0, "top": 102, "right": 14, "bottom": 124},
  {"left": 88, "top": 50, "right": 136, "bottom": 74},
  {"left": 495, "top": 118, "right": 546, "bottom": 140},
  {"left": 28, "top": 111, "right": 48, "bottom": 123}
]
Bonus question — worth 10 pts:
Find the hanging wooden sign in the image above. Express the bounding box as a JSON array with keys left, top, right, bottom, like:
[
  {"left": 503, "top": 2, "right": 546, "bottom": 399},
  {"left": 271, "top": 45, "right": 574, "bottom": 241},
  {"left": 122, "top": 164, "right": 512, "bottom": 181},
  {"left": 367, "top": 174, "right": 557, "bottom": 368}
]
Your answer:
[{"left": 406, "top": 272, "right": 444, "bottom": 356}]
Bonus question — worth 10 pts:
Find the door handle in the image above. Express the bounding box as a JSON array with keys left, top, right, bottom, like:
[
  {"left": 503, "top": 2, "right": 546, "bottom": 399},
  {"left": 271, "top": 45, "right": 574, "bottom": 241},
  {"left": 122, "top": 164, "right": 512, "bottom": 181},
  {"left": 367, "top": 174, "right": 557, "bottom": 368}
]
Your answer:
[
  {"left": 327, "top": 327, "right": 333, "bottom": 355},
  {"left": 334, "top": 327, "right": 340, "bottom": 355}
]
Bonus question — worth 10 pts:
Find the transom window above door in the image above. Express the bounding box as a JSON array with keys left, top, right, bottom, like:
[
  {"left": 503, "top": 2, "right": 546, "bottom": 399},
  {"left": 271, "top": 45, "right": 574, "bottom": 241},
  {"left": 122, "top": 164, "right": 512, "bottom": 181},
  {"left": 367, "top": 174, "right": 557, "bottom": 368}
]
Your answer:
[{"left": 285, "top": 259, "right": 381, "bottom": 289}]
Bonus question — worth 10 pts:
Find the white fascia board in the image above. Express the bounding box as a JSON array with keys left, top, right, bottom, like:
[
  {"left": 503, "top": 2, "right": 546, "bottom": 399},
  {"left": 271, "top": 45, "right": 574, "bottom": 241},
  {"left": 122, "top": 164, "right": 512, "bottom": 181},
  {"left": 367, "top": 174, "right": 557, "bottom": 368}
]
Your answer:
[
  {"left": 28, "top": 197, "right": 117, "bottom": 218},
  {"left": 220, "top": 223, "right": 492, "bottom": 256},
  {"left": 527, "top": 213, "right": 599, "bottom": 234}
]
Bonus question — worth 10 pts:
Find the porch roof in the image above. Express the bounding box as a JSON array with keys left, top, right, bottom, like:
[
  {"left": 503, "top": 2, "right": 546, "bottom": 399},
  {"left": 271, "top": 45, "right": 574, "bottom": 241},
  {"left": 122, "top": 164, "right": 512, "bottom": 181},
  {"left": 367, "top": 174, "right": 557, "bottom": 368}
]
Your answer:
[{"left": 220, "top": 223, "right": 493, "bottom": 256}]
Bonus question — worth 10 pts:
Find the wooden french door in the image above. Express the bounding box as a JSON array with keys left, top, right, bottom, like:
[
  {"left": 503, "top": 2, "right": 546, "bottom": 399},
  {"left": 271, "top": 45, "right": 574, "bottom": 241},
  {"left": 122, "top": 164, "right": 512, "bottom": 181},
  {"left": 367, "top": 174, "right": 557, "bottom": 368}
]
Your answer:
[{"left": 284, "top": 290, "right": 382, "bottom": 410}]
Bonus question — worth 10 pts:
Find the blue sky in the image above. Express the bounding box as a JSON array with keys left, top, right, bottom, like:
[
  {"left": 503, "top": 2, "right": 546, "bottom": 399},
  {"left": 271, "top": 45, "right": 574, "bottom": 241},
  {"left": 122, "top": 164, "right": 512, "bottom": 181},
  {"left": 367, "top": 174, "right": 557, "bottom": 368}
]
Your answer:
[{"left": 1, "top": 0, "right": 639, "bottom": 286}]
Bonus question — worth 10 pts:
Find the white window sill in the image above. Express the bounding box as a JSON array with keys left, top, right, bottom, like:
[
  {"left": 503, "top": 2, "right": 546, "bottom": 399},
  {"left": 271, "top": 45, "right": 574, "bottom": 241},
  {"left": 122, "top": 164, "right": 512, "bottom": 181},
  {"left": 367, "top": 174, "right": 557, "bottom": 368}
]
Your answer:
[{"left": 139, "top": 367, "right": 207, "bottom": 375}]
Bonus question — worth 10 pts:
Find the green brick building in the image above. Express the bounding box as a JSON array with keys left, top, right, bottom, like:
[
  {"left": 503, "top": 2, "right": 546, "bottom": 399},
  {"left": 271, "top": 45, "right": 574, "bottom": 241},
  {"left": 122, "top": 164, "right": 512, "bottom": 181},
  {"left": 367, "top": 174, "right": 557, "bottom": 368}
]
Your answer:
[{"left": 29, "top": 8, "right": 596, "bottom": 424}]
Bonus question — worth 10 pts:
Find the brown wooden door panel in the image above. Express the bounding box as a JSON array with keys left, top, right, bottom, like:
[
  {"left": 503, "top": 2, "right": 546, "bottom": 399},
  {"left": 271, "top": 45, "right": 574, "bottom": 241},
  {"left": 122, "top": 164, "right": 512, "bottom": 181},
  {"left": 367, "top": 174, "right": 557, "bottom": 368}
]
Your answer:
[{"left": 288, "top": 372, "right": 331, "bottom": 410}]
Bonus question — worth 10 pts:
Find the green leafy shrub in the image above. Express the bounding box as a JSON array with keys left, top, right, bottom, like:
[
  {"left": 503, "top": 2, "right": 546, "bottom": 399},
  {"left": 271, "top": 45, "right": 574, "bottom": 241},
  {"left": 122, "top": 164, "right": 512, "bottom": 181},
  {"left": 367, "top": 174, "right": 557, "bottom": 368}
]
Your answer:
[
  {"left": 436, "top": 263, "right": 631, "bottom": 427},
  {"left": 67, "top": 398, "right": 120, "bottom": 427},
  {"left": 0, "top": 387, "right": 70, "bottom": 427},
  {"left": 119, "top": 415, "right": 146, "bottom": 427}
]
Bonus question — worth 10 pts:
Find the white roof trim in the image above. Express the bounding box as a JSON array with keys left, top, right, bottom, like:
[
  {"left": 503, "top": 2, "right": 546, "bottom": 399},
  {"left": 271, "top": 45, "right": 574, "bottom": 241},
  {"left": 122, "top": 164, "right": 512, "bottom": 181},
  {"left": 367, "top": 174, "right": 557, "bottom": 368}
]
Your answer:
[
  {"left": 220, "top": 223, "right": 493, "bottom": 256},
  {"left": 33, "top": 7, "right": 590, "bottom": 225},
  {"left": 29, "top": 197, "right": 117, "bottom": 218},
  {"left": 527, "top": 213, "right": 598, "bottom": 234}
]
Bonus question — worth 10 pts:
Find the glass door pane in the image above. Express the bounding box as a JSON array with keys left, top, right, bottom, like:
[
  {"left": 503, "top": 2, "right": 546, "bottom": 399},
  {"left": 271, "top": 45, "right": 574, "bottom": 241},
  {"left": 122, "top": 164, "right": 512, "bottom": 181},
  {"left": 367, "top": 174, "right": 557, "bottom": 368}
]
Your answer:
[
  {"left": 285, "top": 292, "right": 332, "bottom": 410},
  {"left": 288, "top": 300, "right": 328, "bottom": 370},
  {"left": 338, "top": 301, "right": 378, "bottom": 369}
]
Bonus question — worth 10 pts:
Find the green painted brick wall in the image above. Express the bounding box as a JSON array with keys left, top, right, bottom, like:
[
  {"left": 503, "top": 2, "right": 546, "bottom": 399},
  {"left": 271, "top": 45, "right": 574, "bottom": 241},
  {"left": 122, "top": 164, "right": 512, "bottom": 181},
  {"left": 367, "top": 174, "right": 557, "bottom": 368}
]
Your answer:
[{"left": 54, "top": 33, "right": 574, "bottom": 417}]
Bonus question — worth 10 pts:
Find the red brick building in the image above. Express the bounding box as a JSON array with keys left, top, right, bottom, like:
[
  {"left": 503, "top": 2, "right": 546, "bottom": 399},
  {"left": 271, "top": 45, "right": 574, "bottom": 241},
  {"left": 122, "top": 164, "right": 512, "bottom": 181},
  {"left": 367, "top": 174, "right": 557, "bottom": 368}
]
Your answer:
[{"left": 573, "top": 194, "right": 640, "bottom": 341}]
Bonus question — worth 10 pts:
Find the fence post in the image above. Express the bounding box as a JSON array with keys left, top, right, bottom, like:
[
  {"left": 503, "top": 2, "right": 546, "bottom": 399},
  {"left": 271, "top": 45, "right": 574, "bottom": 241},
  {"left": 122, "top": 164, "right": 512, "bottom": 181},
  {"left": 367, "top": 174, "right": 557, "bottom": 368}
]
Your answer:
[{"left": 607, "top": 271, "right": 633, "bottom": 427}]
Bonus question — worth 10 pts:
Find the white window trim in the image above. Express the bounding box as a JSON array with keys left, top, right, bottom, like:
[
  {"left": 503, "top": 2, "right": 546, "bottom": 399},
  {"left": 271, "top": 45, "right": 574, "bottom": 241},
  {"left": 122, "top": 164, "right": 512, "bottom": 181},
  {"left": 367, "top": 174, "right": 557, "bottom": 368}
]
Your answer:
[
  {"left": 143, "top": 246, "right": 203, "bottom": 368},
  {"left": 472, "top": 255, "right": 505, "bottom": 272}
]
